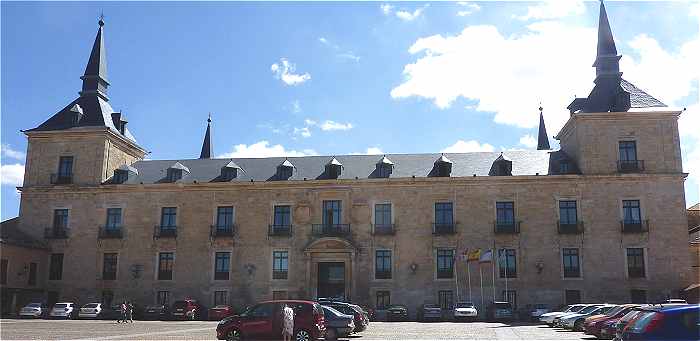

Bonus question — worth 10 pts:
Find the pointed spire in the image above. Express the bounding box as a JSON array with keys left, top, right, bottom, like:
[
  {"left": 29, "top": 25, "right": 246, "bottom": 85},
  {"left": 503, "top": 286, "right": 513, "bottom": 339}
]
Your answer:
[
  {"left": 592, "top": 1, "right": 622, "bottom": 80},
  {"left": 537, "top": 105, "right": 551, "bottom": 150},
  {"left": 79, "top": 15, "right": 110, "bottom": 101},
  {"left": 199, "top": 114, "right": 213, "bottom": 159}
]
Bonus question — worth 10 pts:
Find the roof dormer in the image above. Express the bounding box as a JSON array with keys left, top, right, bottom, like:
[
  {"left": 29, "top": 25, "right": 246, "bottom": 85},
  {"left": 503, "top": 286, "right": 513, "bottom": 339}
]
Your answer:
[
  {"left": 375, "top": 155, "right": 394, "bottom": 178},
  {"left": 276, "top": 159, "right": 295, "bottom": 180},
  {"left": 166, "top": 162, "right": 189, "bottom": 182},
  {"left": 70, "top": 104, "right": 84, "bottom": 126},
  {"left": 325, "top": 157, "right": 343, "bottom": 179},
  {"left": 432, "top": 154, "right": 452, "bottom": 177},
  {"left": 221, "top": 161, "right": 241, "bottom": 181},
  {"left": 489, "top": 153, "right": 512, "bottom": 176},
  {"left": 112, "top": 164, "right": 137, "bottom": 184}
]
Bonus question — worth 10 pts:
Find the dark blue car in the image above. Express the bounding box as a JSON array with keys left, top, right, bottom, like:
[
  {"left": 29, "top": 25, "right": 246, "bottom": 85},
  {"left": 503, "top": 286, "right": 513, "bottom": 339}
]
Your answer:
[{"left": 621, "top": 304, "right": 699, "bottom": 340}]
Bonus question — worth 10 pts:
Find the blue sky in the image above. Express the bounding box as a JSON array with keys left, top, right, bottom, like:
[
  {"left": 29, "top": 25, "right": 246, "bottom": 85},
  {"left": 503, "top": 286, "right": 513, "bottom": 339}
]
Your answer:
[{"left": 1, "top": 1, "right": 699, "bottom": 220}]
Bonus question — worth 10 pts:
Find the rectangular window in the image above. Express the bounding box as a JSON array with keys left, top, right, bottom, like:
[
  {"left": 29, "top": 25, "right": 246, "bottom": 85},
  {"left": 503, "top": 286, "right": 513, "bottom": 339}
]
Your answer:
[
  {"left": 375, "top": 250, "right": 392, "bottom": 279},
  {"left": 158, "top": 252, "right": 174, "bottom": 280},
  {"left": 53, "top": 209, "right": 69, "bottom": 229},
  {"left": 630, "top": 289, "right": 647, "bottom": 304},
  {"left": 622, "top": 200, "right": 642, "bottom": 224},
  {"left": 216, "top": 206, "right": 234, "bottom": 230},
  {"left": 273, "top": 251, "right": 289, "bottom": 279},
  {"left": 102, "top": 253, "right": 118, "bottom": 280},
  {"left": 214, "top": 291, "right": 228, "bottom": 306},
  {"left": 502, "top": 290, "right": 517, "bottom": 310},
  {"left": 374, "top": 204, "right": 392, "bottom": 226},
  {"left": 436, "top": 249, "right": 454, "bottom": 279},
  {"left": 434, "top": 202, "right": 454, "bottom": 226},
  {"left": 559, "top": 201, "right": 578, "bottom": 225},
  {"left": 619, "top": 141, "right": 638, "bottom": 161},
  {"left": 106, "top": 208, "right": 122, "bottom": 229},
  {"left": 498, "top": 249, "right": 517, "bottom": 278},
  {"left": 496, "top": 202, "right": 515, "bottom": 225},
  {"left": 273, "top": 205, "right": 291, "bottom": 227},
  {"left": 160, "top": 207, "right": 177, "bottom": 228},
  {"left": 565, "top": 290, "right": 582, "bottom": 305},
  {"left": 58, "top": 156, "right": 74, "bottom": 176},
  {"left": 562, "top": 248, "right": 580, "bottom": 278},
  {"left": 438, "top": 290, "right": 454, "bottom": 310},
  {"left": 627, "top": 248, "right": 645, "bottom": 278},
  {"left": 1, "top": 259, "right": 7, "bottom": 285},
  {"left": 214, "top": 252, "right": 230, "bottom": 280},
  {"left": 322, "top": 200, "right": 342, "bottom": 225},
  {"left": 376, "top": 291, "right": 391, "bottom": 310},
  {"left": 27, "top": 262, "right": 37, "bottom": 286},
  {"left": 157, "top": 291, "right": 170, "bottom": 306},
  {"left": 49, "top": 253, "right": 64, "bottom": 280}
]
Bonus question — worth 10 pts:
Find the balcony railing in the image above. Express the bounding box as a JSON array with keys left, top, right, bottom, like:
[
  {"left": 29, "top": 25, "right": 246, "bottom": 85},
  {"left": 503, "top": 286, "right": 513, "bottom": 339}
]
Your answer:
[
  {"left": 44, "top": 227, "right": 69, "bottom": 239},
  {"left": 557, "top": 221, "right": 584, "bottom": 234},
  {"left": 272, "top": 270, "right": 288, "bottom": 280},
  {"left": 432, "top": 223, "right": 456, "bottom": 235},
  {"left": 210, "top": 225, "right": 235, "bottom": 238},
  {"left": 214, "top": 272, "right": 230, "bottom": 280},
  {"left": 154, "top": 225, "right": 177, "bottom": 238},
  {"left": 494, "top": 221, "right": 521, "bottom": 234},
  {"left": 436, "top": 270, "right": 454, "bottom": 279},
  {"left": 620, "top": 220, "right": 649, "bottom": 233},
  {"left": 98, "top": 226, "right": 124, "bottom": 239},
  {"left": 50, "top": 173, "right": 73, "bottom": 185},
  {"left": 375, "top": 270, "right": 392, "bottom": 280},
  {"left": 372, "top": 224, "right": 395, "bottom": 235},
  {"left": 617, "top": 160, "right": 645, "bottom": 173},
  {"left": 628, "top": 268, "right": 646, "bottom": 278},
  {"left": 268, "top": 224, "right": 293, "bottom": 237},
  {"left": 311, "top": 224, "right": 351, "bottom": 237}
]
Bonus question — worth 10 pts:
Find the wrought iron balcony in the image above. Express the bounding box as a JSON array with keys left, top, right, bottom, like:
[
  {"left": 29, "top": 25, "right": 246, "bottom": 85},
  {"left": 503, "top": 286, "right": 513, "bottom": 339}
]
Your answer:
[
  {"left": 311, "top": 224, "right": 351, "bottom": 237},
  {"left": 50, "top": 173, "right": 73, "bottom": 185},
  {"left": 494, "top": 221, "right": 521, "bottom": 234},
  {"left": 214, "top": 271, "right": 230, "bottom": 280},
  {"left": 210, "top": 225, "right": 235, "bottom": 238},
  {"left": 98, "top": 226, "right": 123, "bottom": 239},
  {"left": 432, "top": 223, "right": 456, "bottom": 235},
  {"left": 375, "top": 270, "right": 392, "bottom": 280},
  {"left": 628, "top": 268, "right": 646, "bottom": 278},
  {"left": 154, "top": 225, "right": 177, "bottom": 238},
  {"left": 268, "top": 224, "right": 293, "bottom": 237},
  {"left": 620, "top": 220, "right": 649, "bottom": 233},
  {"left": 44, "top": 227, "right": 69, "bottom": 239},
  {"left": 617, "top": 160, "right": 645, "bottom": 173},
  {"left": 557, "top": 221, "right": 584, "bottom": 234},
  {"left": 436, "top": 270, "right": 454, "bottom": 279},
  {"left": 372, "top": 224, "right": 395, "bottom": 235},
  {"left": 272, "top": 271, "right": 288, "bottom": 280}
]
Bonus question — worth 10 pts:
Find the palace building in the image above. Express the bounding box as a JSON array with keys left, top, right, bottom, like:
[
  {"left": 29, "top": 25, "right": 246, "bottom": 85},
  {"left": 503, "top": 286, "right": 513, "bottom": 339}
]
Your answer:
[{"left": 7, "top": 3, "right": 693, "bottom": 317}]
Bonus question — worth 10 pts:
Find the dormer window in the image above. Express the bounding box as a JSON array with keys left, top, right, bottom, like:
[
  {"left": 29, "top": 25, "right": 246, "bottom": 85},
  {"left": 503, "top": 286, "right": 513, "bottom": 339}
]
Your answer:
[
  {"left": 325, "top": 157, "right": 343, "bottom": 179},
  {"left": 111, "top": 112, "right": 128, "bottom": 135},
  {"left": 166, "top": 162, "right": 189, "bottom": 182},
  {"left": 220, "top": 161, "right": 241, "bottom": 181},
  {"left": 70, "top": 104, "right": 83, "bottom": 126},
  {"left": 489, "top": 153, "right": 512, "bottom": 176},
  {"left": 112, "top": 164, "right": 138, "bottom": 184},
  {"left": 376, "top": 155, "right": 394, "bottom": 178},
  {"left": 433, "top": 154, "right": 452, "bottom": 177},
  {"left": 276, "top": 159, "right": 295, "bottom": 180},
  {"left": 560, "top": 161, "right": 570, "bottom": 174}
]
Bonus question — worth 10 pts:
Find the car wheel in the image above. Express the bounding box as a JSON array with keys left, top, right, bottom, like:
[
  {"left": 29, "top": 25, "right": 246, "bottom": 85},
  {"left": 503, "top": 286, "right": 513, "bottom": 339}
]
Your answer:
[
  {"left": 574, "top": 320, "right": 583, "bottom": 332},
  {"left": 226, "top": 329, "right": 242, "bottom": 341},
  {"left": 326, "top": 328, "right": 338, "bottom": 341},
  {"left": 295, "top": 329, "right": 311, "bottom": 341}
]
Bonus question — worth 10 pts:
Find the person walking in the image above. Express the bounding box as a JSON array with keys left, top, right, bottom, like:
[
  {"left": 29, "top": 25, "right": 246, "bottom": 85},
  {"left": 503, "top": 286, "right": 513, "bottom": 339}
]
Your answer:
[
  {"left": 127, "top": 301, "right": 134, "bottom": 323},
  {"left": 119, "top": 301, "right": 127, "bottom": 324},
  {"left": 282, "top": 304, "right": 295, "bottom": 341}
]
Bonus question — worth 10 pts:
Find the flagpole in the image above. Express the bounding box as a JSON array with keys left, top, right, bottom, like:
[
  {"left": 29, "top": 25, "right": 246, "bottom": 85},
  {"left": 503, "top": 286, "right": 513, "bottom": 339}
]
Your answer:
[
  {"left": 479, "top": 263, "right": 484, "bottom": 316},
  {"left": 491, "top": 248, "right": 496, "bottom": 302},
  {"left": 454, "top": 254, "right": 460, "bottom": 302},
  {"left": 504, "top": 249, "right": 508, "bottom": 301},
  {"left": 467, "top": 261, "right": 472, "bottom": 303}
]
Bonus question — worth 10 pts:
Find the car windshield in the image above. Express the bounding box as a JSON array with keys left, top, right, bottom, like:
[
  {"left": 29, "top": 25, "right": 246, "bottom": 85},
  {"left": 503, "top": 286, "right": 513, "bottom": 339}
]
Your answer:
[
  {"left": 146, "top": 305, "right": 163, "bottom": 310},
  {"left": 579, "top": 306, "right": 601, "bottom": 314},
  {"left": 27, "top": 303, "right": 42, "bottom": 308},
  {"left": 598, "top": 306, "right": 616, "bottom": 314},
  {"left": 455, "top": 302, "right": 474, "bottom": 308},
  {"left": 605, "top": 306, "right": 624, "bottom": 316},
  {"left": 570, "top": 305, "right": 586, "bottom": 312},
  {"left": 535, "top": 304, "right": 548, "bottom": 309},
  {"left": 626, "top": 311, "right": 658, "bottom": 333},
  {"left": 620, "top": 310, "right": 641, "bottom": 322},
  {"left": 213, "top": 305, "right": 228, "bottom": 309},
  {"left": 424, "top": 304, "right": 440, "bottom": 308},
  {"left": 323, "top": 306, "right": 344, "bottom": 317},
  {"left": 494, "top": 303, "right": 512, "bottom": 309},
  {"left": 83, "top": 304, "right": 99, "bottom": 308},
  {"left": 388, "top": 305, "right": 406, "bottom": 309},
  {"left": 54, "top": 304, "right": 67, "bottom": 308}
]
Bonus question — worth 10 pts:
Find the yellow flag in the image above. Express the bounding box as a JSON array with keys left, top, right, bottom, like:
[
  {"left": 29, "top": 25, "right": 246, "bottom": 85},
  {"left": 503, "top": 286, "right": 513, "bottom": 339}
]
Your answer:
[{"left": 467, "top": 249, "right": 481, "bottom": 262}]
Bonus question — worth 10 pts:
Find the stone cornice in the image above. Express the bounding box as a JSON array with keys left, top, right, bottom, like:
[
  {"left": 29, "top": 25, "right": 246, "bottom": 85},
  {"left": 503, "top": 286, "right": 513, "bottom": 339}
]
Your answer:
[
  {"left": 24, "top": 127, "right": 147, "bottom": 157},
  {"left": 555, "top": 110, "right": 682, "bottom": 140}
]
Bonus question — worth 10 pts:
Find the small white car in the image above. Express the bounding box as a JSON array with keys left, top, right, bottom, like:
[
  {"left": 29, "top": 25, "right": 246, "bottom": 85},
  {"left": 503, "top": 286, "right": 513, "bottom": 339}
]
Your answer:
[
  {"left": 539, "top": 304, "right": 585, "bottom": 325},
  {"left": 19, "top": 302, "right": 47, "bottom": 318},
  {"left": 529, "top": 304, "right": 551, "bottom": 320},
  {"left": 78, "top": 303, "right": 103, "bottom": 319},
  {"left": 562, "top": 305, "right": 616, "bottom": 330},
  {"left": 453, "top": 302, "right": 478, "bottom": 321},
  {"left": 49, "top": 302, "right": 76, "bottom": 319}
]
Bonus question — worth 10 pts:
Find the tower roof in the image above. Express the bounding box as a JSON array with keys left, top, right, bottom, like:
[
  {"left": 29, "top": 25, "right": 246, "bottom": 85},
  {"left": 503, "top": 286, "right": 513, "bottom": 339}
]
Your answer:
[
  {"left": 595, "top": 1, "right": 617, "bottom": 59},
  {"left": 537, "top": 107, "right": 550, "bottom": 150},
  {"left": 80, "top": 16, "right": 110, "bottom": 100},
  {"left": 199, "top": 115, "right": 212, "bottom": 159}
]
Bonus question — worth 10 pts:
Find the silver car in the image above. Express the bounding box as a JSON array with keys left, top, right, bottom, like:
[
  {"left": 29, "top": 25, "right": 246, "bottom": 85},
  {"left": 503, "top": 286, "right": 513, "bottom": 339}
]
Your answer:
[
  {"left": 78, "top": 303, "right": 103, "bottom": 319},
  {"left": 19, "top": 302, "right": 47, "bottom": 318},
  {"left": 49, "top": 302, "right": 76, "bottom": 319},
  {"left": 453, "top": 302, "right": 478, "bottom": 321}
]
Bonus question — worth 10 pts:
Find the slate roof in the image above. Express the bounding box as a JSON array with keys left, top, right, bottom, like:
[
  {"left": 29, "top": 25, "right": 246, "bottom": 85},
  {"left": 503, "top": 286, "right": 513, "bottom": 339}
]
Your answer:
[
  {"left": 114, "top": 150, "right": 573, "bottom": 185},
  {"left": 620, "top": 79, "right": 666, "bottom": 108},
  {"left": 0, "top": 218, "right": 48, "bottom": 249}
]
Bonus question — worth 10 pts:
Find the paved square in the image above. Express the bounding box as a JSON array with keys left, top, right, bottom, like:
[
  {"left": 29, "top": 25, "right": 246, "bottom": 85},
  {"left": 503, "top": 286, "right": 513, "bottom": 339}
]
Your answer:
[{"left": 0, "top": 319, "right": 593, "bottom": 340}]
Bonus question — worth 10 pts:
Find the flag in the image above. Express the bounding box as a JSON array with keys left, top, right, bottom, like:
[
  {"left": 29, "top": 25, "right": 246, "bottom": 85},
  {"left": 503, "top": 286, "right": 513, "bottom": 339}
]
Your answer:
[
  {"left": 467, "top": 249, "right": 481, "bottom": 262},
  {"left": 479, "top": 249, "right": 493, "bottom": 263}
]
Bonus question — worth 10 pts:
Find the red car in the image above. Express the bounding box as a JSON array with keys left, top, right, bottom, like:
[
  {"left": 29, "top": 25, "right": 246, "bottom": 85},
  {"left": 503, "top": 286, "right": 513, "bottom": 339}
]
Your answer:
[
  {"left": 209, "top": 305, "right": 236, "bottom": 321},
  {"left": 171, "top": 299, "right": 204, "bottom": 320},
  {"left": 584, "top": 304, "right": 639, "bottom": 338},
  {"left": 216, "top": 300, "right": 325, "bottom": 341}
]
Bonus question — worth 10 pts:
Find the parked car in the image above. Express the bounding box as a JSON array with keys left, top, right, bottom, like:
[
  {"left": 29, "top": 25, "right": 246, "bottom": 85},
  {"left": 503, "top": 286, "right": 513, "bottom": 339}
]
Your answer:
[
  {"left": 142, "top": 304, "right": 170, "bottom": 320},
  {"left": 49, "top": 302, "right": 76, "bottom": 319},
  {"left": 562, "top": 305, "right": 617, "bottom": 331},
  {"left": 19, "top": 302, "right": 48, "bottom": 318},
  {"left": 417, "top": 303, "right": 442, "bottom": 322},
  {"left": 386, "top": 304, "right": 409, "bottom": 321},
  {"left": 320, "top": 301, "right": 368, "bottom": 332},
  {"left": 529, "top": 304, "right": 551, "bottom": 321},
  {"left": 620, "top": 304, "right": 699, "bottom": 340},
  {"left": 554, "top": 304, "right": 603, "bottom": 327},
  {"left": 209, "top": 305, "right": 236, "bottom": 321},
  {"left": 171, "top": 299, "right": 205, "bottom": 320},
  {"left": 453, "top": 302, "right": 478, "bottom": 321},
  {"left": 584, "top": 304, "right": 639, "bottom": 338},
  {"left": 360, "top": 305, "right": 375, "bottom": 321},
  {"left": 321, "top": 305, "right": 355, "bottom": 340},
  {"left": 613, "top": 308, "right": 648, "bottom": 341},
  {"left": 600, "top": 318, "right": 620, "bottom": 339},
  {"left": 78, "top": 303, "right": 103, "bottom": 319},
  {"left": 540, "top": 304, "right": 586, "bottom": 325},
  {"left": 215, "top": 300, "right": 326, "bottom": 341},
  {"left": 489, "top": 301, "right": 514, "bottom": 322}
]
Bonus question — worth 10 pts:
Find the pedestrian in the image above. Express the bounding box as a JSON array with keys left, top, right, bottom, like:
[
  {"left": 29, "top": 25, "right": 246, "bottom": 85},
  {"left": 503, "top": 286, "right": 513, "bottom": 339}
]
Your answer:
[
  {"left": 282, "top": 304, "right": 295, "bottom": 341},
  {"left": 120, "top": 301, "right": 127, "bottom": 324},
  {"left": 128, "top": 301, "right": 134, "bottom": 323}
]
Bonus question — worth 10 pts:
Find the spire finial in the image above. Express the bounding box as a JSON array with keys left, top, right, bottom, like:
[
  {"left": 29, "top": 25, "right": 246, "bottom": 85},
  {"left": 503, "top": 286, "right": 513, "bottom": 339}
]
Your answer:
[
  {"left": 199, "top": 114, "right": 213, "bottom": 159},
  {"left": 207, "top": 112, "right": 212, "bottom": 124},
  {"left": 98, "top": 12, "right": 105, "bottom": 26},
  {"left": 537, "top": 107, "right": 551, "bottom": 150}
]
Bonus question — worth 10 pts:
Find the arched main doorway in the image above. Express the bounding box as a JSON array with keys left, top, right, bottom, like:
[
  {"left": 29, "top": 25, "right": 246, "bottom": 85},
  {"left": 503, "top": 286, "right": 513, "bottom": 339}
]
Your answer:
[{"left": 304, "top": 238, "right": 357, "bottom": 301}]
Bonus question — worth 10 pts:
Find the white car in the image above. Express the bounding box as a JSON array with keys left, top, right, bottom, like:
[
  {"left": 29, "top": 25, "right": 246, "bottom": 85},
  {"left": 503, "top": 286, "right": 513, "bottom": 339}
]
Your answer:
[
  {"left": 49, "top": 302, "right": 76, "bottom": 319},
  {"left": 529, "top": 304, "right": 551, "bottom": 319},
  {"left": 562, "top": 305, "right": 616, "bottom": 330},
  {"left": 553, "top": 304, "right": 603, "bottom": 327},
  {"left": 19, "top": 302, "right": 48, "bottom": 318},
  {"left": 539, "top": 304, "right": 585, "bottom": 324},
  {"left": 78, "top": 303, "right": 103, "bottom": 319},
  {"left": 453, "top": 302, "right": 478, "bottom": 320}
]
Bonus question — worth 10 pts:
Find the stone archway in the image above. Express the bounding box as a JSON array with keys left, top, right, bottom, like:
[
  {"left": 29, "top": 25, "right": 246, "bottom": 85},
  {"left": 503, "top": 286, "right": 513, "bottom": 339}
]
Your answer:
[{"left": 304, "top": 238, "right": 357, "bottom": 301}]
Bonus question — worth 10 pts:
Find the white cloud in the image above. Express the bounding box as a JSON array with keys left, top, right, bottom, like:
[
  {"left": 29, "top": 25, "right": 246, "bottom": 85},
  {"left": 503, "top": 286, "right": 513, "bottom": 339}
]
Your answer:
[
  {"left": 318, "top": 37, "right": 361, "bottom": 62},
  {"left": 218, "top": 141, "right": 317, "bottom": 159},
  {"left": 380, "top": 4, "right": 394, "bottom": 16},
  {"left": 395, "top": 5, "right": 428, "bottom": 22},
  {"left": 1, "top": 163, "right": 24, "bottom": 186},
  {"left": 517, "top": 0, "right": 585, "bottom": 21},
  {"left": 1, "top": 144, "right": 25, "bottom": 160},
  {"left": 319, "top": 121, "right": 354, "bottom": 131},
  {"left": 270, "top": 58, "right": 311, "bottom": 86},
  {"left": 519, "top": 134, "right": 538, "bottom": 148},
  {"left": 457, "top": 2, "right": 481, "bottom": 17},
  {"left": 441, "top": 140, "right": 495, "bottom": 153},
  {"left": 291, "top": 100, "right": 301, "bottom": 114},
  {"left": 304, "top": 118, "right": 317, "bottom": 126},
  {"left": 293, "top": 126, "right": 312, "bottom": 138},
  {"left": 337, "top": 53, "right": 361, "bottom": 62},
  {"left": 350, "top": 147, "right": 384, "bottom": 155}
]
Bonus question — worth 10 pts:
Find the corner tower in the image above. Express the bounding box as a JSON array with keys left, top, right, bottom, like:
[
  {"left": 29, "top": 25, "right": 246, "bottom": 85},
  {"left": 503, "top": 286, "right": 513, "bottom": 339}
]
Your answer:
[{"left": 22, "top": 18, "right": 146, "bottom": 187}]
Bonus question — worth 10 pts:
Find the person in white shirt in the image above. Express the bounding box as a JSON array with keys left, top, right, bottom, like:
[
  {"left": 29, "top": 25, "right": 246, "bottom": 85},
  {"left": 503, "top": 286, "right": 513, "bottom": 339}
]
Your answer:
[{"left": 282, "top": 304, "right": 295, "bottom": 341}]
